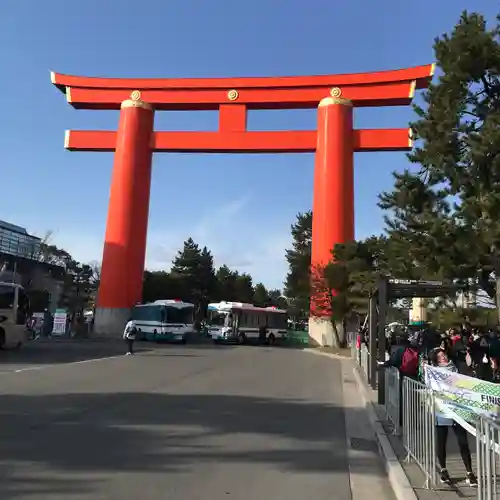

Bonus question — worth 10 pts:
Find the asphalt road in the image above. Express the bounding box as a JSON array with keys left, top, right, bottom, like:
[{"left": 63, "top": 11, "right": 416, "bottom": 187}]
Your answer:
[{"left": 0, "top": 341, "right": 394, "bottom": 500}]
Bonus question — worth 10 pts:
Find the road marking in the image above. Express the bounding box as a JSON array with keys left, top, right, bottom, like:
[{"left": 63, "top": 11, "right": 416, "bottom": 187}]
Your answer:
[{"left": 3, "top": 354, "right": 127, "bottom": 374}]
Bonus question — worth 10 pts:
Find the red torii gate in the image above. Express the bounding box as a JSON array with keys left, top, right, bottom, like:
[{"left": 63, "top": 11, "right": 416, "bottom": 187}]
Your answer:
[{"left": 52, "top": 64, "right": 434, "bottom": 344}]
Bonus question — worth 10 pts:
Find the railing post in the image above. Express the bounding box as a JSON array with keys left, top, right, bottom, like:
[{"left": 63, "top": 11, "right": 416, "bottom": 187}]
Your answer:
[{"left": 369, "top": 293, "right": 377, "bottom": 388}]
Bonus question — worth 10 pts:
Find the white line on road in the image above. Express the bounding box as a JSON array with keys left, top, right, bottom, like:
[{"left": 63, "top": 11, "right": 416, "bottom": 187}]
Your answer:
[{"left": 2, "top": 354, "right": 127, "bottom": 374}]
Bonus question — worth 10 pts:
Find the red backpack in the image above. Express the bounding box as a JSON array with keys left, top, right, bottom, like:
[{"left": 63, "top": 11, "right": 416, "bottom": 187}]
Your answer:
[{"left": 400, "top": 347, "right": 419, "bottom": 376}]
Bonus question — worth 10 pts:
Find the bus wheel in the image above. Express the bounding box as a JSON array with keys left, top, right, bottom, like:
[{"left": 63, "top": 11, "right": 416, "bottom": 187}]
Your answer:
[
  {"left": 267, "top": 333, "right": 276, "bottom": 346},
  {"left": 237, "top": 333, "right": 246, "bottom": 345},
  {"left": 0, "top": 328, "right": 5, "bottom": 349}
]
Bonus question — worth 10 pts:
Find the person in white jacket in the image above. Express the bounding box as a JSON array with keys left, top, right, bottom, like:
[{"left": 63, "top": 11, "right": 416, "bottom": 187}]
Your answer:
[{"left": 123, "top": 318, "right": 137, "bottom": 355}]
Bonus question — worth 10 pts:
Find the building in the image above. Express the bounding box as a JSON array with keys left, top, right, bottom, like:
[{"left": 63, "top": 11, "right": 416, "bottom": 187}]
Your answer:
[
  {"left": 0, "top": 220, "right": 41, "bottom": 259},
  {"left": 0, "top": 219, "right": 64, "bottom": 311}
]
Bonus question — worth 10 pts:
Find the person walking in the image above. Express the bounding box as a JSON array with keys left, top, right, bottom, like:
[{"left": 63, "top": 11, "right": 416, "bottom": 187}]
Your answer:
[
  {"left": 123, "top": 317, "right": 137, "bottom": 355},
  {"left": 428, "top": 347, "right": 477, "bottom": 486}
]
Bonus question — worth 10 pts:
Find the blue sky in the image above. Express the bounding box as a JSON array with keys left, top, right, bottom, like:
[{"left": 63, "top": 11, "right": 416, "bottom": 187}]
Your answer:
[{"left": 1, "top": 0, "right": 497, "bottom": 290}]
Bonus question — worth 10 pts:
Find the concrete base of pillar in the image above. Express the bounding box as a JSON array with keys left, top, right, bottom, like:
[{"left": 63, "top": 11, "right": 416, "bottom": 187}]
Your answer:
[
  {"left": 94, "top": 307, "right": 131, "bottom": 337},
  {"left": 308, "top": 316, "right": 335, "bottom": 347}
]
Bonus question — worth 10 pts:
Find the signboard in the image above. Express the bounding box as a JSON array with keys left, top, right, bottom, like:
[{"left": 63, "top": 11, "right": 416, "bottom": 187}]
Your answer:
[
  {"left": 52, "top": 308, "right": 68, "bottom": 336},
  {"left": 386, "top": 278, "right": 460, "bottom": 299},
  {"left": 389, "top": 279, "right": 443, "bottom": 286},
  {"left": 425, "top": 365, "right": 500, "bottom": 436}
]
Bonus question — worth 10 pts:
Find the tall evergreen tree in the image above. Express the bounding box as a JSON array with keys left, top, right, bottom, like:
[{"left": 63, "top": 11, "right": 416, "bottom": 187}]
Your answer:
[
  {"left": 142, "top": 241, "right": 284, "bottom": 310},
  {"left": 382, "top": 10, "right": 500, "bottom": 313},
  {"left": 234, "top": 273, "right": 254, "bottom": 303},
  {"left": 142, "top": 271, "right": 185, "bottom": 303},
  {"left": 215, "top": 265, "right": 238, "bottom": 300},
  {"left": 171, "top": 238, "right": 216, "bottom": 307},
  {"left": 284, "top": 211, "right": 312, "bottom": 313},
  {"left": 314, "top": 237, "right": 389, "bottom": 346},
  {"left": 214, "top": 267, "right": 254, "bottom": 302},
  {"left": 378, "top": 170, "right": 454, "bottom": 280},
  {"left": 253, "top": 283, "right": 269, "bottom": 307},
  {"left": 198, "top": 246, "right": 217, "bottom": 304}
]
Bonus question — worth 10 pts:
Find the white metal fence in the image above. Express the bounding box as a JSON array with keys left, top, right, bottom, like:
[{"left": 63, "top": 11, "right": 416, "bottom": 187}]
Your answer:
[
  {"left": 402, "top": 377, "right": 437, "bottom": 488},
  {"left": 476, "top": 417, "right": 500, "bottom": 500},
  {"left": 353, "top": 346, "right": 500, "bottom": 498},
  {"left": 384, "top": 367, "right": 400, "bottom": 435}
]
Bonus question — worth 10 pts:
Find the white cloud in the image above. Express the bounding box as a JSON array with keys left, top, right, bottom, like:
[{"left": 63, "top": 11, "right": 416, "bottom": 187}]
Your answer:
[
  {"left": 45, "top": 196, "right": 290, "bottom": 290},
  {"left": 146, "top": 194, "right": 291, "bottom": 289}
]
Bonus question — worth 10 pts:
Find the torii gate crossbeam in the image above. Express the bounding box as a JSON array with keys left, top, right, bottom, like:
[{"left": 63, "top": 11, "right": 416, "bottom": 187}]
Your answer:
[{"left": 52, "top": 63, "right": 434, "bottom": 345}]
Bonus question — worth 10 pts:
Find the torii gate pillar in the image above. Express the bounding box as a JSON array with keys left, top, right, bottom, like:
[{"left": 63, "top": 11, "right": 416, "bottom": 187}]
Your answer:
[
  {"left": 309, "top": 95, "right": 354, "bottom": 346},
  {"left": 94, "top": 94, "right": 154, "bottom": 335}
]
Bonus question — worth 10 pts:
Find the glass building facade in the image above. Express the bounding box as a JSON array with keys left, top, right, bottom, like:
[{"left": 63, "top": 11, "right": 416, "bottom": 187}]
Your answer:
[{"left": 0, "top": 220, "right": 41, "bottom": 259}]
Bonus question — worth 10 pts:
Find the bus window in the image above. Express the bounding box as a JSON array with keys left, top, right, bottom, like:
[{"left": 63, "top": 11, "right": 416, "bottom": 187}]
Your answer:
[
  {"left": 0, "top": 285, "right": 14, "bottom": 310},
  {"left": 166, "top": 306, "right": 194, "bottom": 325},
  {"left": 132, "top": 305, "right": 162, "bottom": 322},
  {"left": 259, "top": 313, "right": 266, "bottom": 327}
]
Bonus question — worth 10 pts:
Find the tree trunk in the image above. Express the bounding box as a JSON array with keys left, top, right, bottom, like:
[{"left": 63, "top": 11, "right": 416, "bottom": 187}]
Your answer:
[{"left": 331, "top": 321, "right": 346, "bottom": 348}]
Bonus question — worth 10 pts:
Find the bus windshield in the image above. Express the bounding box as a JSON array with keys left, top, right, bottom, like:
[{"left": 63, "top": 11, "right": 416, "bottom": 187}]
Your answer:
[
  {"left": 207, "top": 310, "right": 228, "bottom": 327},
  {"left": 132, "top": 305, "right": 162, "bottom": 322},
  {"left": 166, "top": 306, "right": 193, "bottom": 325},
  {"left": 0, "top": 283, "right": 29, "bottom": 325}
]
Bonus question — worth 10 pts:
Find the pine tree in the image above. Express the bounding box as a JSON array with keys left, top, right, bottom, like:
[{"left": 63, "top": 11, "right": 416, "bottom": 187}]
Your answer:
[
  {"left": 171, "top": 238, "right": 216, "bottom": 307},
  {"left": 142, "top": 271, "right": 185, "bottom": 303},
  {"left": 171, "top": 238, "right": 201, "bottom": 276},
  {"left": 215, "top": 265, "right": 236, "bottom": 300},
  {"left": 284, "top": 211, "right": 312, "bottom": 314},
  {"left": 315, "top": 237, "right": 389, "bottom": 346},
  {"left": 214, "top": 266, "right": 254, "bottom": 302},
  {"left": 253, "top": 283, "right": 269, "bottom": 306},
  {"left": 389, "top": 10, "right": 500, "bottom": 313},
  {"left": 378, "top": 170, "right": 454, "bottom": 280},
  {"left": 234, "top": 273, "right": 254, "bottom": 303},
  {"left": 198, "top": 246, "right": 217, "bottom": 304}
]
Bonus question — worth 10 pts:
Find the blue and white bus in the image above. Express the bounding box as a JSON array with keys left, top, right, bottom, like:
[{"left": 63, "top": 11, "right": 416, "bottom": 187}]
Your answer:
[{"left": 131, "top": 300, "right": 195, "bottom": 343}]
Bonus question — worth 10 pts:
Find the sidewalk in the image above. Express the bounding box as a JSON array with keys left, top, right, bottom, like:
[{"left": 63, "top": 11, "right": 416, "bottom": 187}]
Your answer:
[
  {"left": 341, "top": 360, "right": 397, "bottom": 500},
  {"left": 351, "top": 362, "right": 477, "bottom": 500}
]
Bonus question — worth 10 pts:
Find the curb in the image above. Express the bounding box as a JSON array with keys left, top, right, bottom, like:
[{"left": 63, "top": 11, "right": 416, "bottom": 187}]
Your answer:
[
  {"left": 301, "top": 348, "right": 351, "bottom": 360},
  {"left": 351, "top": 366, "right": 418, "bottom": 500}
]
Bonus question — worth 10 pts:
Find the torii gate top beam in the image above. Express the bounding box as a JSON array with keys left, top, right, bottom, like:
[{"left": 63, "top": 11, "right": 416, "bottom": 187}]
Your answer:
[{"left": 51, "top": 64, "right": 435, "bottom": 111}]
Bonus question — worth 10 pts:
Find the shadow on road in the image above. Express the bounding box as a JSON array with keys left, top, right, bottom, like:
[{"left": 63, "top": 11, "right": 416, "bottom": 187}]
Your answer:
[
  {"left": 0, "top": 391, "right": 378, "bottom": 498},
  {"left": 0, "top": 341, "right": 143, "bottom": 369},
  {"left": 0, "top": 341, "right": 218, "bottom": 370},
  {"left": 0, "top": 338, "right": 311, "bottom": 372}
]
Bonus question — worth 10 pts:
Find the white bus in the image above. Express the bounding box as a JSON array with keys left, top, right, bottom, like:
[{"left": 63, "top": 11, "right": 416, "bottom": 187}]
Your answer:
[
  {"left": 131, "top": 300, "right": 195, "bottom": 343},
  {"left": 207, "top": 301, "right": 288, "bottom": 345},
  {"left": 0, "top": 281, "right": 30, "bottom": 349}
]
